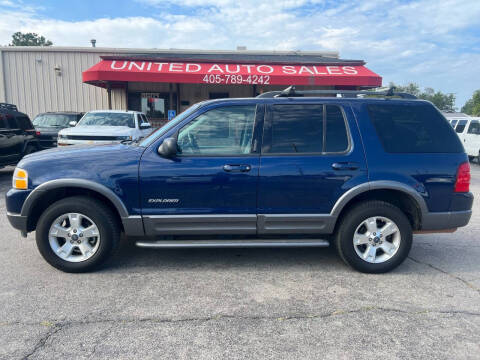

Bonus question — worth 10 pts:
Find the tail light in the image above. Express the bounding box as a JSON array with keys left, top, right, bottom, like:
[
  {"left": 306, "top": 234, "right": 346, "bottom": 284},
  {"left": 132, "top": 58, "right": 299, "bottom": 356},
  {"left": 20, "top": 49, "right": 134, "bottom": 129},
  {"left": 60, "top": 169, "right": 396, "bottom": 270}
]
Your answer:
[
  {"left": 35, "top": 130, "right": 41, "bottom": 136},
  {"left": 454, "top": 162, "right": 470, "bottom": 193}
]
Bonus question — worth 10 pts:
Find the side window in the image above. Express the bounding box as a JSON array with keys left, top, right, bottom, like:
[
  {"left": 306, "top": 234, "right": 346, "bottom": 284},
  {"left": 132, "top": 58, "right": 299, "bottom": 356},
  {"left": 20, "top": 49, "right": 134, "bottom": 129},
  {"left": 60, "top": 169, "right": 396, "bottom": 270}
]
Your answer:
[
  {"left": 325, "top": 105, "right": 349, "bottom": 152},
  {"left": 451, "top": 120, "right": 458, "bottom": 128},
  {"left": 264, "top": 104, "right": 349, "bottom": 154},
  {"left": 267, "top": 104, "right": 324, "bottom": 153},
  {"left": 6, "top": 116, "right": 17, "bottom": 129},
  {"left": 177, "top": 105, "right": 256, "bottom": 155},
  {"left": 368, "top": 104, "right": 463, "bottom": 153},
  {"left": 467, "top": 120, "right": 480, "bottom": 134},
  {"left": 456, "top": 120, "right": 468, "bottom": 133},
  {"left": 0, "top": 115, "right": 8, "bottom": 129},
  {"left": 16, "top": 116, "right": 31, "bottom": 130}
]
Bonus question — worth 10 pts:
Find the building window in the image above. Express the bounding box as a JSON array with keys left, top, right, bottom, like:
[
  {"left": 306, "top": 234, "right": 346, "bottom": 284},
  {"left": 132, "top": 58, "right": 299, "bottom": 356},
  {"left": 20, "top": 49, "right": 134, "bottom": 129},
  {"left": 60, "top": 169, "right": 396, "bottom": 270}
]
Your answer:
[{"left": 141, "top": 93, "right": 168, "bottom": 118}]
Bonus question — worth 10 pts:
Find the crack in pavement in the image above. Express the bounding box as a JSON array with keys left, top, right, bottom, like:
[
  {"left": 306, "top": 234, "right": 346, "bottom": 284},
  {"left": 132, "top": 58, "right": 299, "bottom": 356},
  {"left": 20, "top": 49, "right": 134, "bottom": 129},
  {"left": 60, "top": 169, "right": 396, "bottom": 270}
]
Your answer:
[
  {"left": 408, "top": 256, "right": 480, "bottom": 294},
  {"left": 4, "top": 307, "right": 480, "bottom": 358},
  {"left": 22, "top": 323, "right": 64, "bottom": 360},
  {"left": 4, "top": 306, "right": 480, "bottom": 330}
]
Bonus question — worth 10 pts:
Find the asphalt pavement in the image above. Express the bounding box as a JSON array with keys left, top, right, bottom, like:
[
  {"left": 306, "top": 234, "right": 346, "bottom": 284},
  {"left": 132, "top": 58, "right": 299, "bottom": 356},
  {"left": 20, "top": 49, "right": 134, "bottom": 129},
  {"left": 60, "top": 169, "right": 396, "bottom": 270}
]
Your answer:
[{"left": 0, "top": 163, "right": 479, "bottom": 359}]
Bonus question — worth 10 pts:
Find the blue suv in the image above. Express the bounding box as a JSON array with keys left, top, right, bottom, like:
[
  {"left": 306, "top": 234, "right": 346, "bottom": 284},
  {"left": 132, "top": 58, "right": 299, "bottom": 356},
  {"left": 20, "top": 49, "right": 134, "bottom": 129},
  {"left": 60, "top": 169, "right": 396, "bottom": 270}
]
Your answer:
[{"left": 5, "top": 87, "right": 473, "bottom": 273}]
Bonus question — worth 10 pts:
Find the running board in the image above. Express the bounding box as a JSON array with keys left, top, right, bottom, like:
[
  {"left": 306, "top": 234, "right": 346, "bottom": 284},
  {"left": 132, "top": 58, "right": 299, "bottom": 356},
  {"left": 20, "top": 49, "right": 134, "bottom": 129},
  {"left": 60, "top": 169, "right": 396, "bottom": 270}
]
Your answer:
[{"left": 135, "top": 239, "right": 330, "bottom": 249}]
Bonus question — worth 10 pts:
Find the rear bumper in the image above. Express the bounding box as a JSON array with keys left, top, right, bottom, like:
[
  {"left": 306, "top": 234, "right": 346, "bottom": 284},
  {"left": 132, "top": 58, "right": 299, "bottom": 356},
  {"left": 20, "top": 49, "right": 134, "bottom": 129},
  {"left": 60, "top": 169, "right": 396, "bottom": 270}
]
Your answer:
[
  {"left": 422, "top": 210, "right": 472, "bottom": 231},
  {"left": 7, "top": 212, "right": 28, "bottom": 233}
]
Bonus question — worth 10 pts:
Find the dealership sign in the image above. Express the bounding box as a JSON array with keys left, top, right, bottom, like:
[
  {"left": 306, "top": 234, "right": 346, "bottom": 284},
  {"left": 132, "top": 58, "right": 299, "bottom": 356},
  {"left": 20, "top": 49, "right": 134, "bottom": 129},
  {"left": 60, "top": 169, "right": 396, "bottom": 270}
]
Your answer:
[{"left": 83, "top": 60, "right": 382, "bottom": 87}]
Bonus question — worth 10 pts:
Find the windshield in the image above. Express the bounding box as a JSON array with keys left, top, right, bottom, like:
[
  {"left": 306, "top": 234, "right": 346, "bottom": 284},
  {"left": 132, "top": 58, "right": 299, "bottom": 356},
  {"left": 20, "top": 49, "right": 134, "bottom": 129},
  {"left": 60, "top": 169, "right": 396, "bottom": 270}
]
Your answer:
[
  {"left": 139, "top": 103, "right": 203, "bottom": 147},
  {"left": 33, "top": 114, "right": 77, "bottom": 127},
  {"left": 78, "top": 112, "right": 135, "bottom": 128}
]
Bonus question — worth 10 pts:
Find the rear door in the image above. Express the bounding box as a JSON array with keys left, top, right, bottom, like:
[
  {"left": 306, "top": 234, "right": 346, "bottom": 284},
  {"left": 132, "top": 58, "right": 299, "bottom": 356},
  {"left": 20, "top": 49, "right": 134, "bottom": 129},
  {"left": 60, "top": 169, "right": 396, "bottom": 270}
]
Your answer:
[{"left": 257, "top": 101, "right": 367, "bottom": 234}]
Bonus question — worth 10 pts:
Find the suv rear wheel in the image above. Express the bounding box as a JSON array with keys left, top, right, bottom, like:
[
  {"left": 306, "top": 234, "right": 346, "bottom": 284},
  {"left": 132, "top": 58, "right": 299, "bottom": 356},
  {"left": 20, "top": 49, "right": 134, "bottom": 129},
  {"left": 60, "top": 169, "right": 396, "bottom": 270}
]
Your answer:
[
  {"left": 335, "top": 201, "right": 412, "bottom": 273},
  {"left": 36, "top": 196, "right": 120, "bottom": 273}
]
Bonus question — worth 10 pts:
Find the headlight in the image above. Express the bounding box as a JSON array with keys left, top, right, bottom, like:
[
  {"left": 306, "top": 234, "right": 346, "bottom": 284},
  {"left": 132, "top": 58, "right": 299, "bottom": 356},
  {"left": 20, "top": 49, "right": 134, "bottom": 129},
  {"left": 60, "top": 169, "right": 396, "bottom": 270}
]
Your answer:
[
  {"left": 116, "top": 136, "right": 132, "bottom": 140},
  {"left": 13, "top": 168, "right": 28, "bottom": 190}
]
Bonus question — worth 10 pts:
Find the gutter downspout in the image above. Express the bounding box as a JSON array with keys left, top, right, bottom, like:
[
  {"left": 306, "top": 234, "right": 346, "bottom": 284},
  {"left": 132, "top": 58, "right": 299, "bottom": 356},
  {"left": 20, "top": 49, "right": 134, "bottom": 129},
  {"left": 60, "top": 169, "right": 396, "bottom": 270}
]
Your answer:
[{"left": 0, "top": 49, "right": 6, "bottom": 102}]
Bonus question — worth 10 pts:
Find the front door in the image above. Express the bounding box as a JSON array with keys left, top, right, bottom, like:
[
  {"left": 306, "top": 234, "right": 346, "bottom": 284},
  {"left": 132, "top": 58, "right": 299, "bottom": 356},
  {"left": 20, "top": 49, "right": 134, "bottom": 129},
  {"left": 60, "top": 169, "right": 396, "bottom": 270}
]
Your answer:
[
  {"left": 257, "top": 102, "right": 367, "bottom": 234},
  {"left": 139, "top": 104, "right": 262, "bottom": 236}
]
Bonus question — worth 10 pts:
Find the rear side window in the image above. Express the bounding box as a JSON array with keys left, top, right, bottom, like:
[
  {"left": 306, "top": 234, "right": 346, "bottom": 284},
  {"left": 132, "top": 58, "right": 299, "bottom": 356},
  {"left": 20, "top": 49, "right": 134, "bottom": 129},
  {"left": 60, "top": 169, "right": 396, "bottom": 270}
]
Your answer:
[
  {"left": 451, "top": 120, "right": 458, "bottom": 128},
  {"left": 16, "top": 116, "right": 32, "bottom": 130},
  {"left": 0, "top": 115, "right": 8, "bottom": 129},
  {"left": 467, "top": 120, "right": 480, "bottom": 134},
  {"left": 367, "top": 103, "right": 463, "bottom": 153},
  {"left": 264, "top": 104, "right": 349, "bottom": 154},
  {"left": 456, "top": 120, "right": 468, "bottom": 133}
]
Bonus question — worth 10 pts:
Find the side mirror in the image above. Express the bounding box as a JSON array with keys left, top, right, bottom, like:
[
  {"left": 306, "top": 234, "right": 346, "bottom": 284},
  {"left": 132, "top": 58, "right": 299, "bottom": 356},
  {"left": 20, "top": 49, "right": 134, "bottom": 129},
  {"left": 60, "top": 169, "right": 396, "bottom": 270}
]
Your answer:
[
  {"left": 69, "top": 121, "right": 77, "bottom": 127},
  {"left": 140, "top": 123, "right": 151, "bottom": 129},
  {"left": 157, "top": 137, "right": 177, "bottom": 158}
]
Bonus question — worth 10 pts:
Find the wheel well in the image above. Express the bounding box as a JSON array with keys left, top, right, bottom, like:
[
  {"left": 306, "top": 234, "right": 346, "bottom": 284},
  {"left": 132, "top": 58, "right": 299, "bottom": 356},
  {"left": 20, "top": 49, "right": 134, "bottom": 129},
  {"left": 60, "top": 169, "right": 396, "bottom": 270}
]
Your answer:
[
  {"left": 335, "top": 189, "right": 422, "bottom": 231},
  {"left": 26, "top": 187, "right": 124, "bottom": 233}
]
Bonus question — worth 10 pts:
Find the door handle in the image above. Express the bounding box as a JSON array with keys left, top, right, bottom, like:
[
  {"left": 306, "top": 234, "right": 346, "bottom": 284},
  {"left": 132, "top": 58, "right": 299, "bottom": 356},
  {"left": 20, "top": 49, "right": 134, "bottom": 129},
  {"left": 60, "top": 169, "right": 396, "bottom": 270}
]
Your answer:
[
  {"left": 331, "top": 162, "right": 359, "bottom": 170},
  {"left": 223, "top": 164, "right": 251, "bottom": 172}
]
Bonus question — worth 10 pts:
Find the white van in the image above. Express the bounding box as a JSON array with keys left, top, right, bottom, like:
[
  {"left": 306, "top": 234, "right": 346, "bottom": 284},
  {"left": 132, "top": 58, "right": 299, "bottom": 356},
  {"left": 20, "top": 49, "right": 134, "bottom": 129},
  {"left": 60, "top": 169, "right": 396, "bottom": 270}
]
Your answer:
[{"left": 454, "top": 117, "right": 480, "bottom": 160}]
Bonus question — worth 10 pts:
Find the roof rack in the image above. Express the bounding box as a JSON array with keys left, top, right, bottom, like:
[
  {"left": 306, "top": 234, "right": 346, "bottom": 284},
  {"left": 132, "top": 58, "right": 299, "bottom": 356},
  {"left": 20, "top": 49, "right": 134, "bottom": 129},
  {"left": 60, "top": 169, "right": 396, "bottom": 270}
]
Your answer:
[
  {"left": 0, "top": 103, "right": 18, "bottom": 112},
  {"left": 256, "top": 86, "right": 417, "bottom": 99}
]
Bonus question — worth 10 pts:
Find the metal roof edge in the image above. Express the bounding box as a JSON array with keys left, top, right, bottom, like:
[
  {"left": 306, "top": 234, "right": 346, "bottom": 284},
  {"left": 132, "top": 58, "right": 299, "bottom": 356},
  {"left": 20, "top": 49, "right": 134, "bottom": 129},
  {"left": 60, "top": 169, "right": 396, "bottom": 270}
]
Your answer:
[{"left": 0, "top": 46, "right": 339, "bottom": 57}]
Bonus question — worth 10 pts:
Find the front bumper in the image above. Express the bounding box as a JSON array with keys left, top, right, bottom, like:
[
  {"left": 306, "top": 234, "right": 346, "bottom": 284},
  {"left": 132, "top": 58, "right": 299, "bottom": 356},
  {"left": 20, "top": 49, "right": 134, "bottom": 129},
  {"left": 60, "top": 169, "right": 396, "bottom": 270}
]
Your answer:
[{"left": 7, "top": 212, "right": 28, "bottom": 233}]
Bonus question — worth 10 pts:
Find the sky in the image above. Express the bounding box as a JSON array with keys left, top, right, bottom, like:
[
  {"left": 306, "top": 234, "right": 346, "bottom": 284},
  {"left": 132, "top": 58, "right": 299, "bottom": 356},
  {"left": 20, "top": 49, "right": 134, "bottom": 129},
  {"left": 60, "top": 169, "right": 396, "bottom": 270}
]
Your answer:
[{"left": 0, "top": 0, "right": 479, "bottom": 108}]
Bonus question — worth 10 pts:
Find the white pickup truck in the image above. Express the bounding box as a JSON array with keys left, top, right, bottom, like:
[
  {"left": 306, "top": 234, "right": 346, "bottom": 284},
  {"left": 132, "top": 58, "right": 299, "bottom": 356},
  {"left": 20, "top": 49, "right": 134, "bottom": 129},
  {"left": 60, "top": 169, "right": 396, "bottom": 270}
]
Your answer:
[
  {"left": 453, "top": 117, "right": 480, "bottom": 161},
  {"left": 57, "top": 110, "right": 153, "bottom": 146}
]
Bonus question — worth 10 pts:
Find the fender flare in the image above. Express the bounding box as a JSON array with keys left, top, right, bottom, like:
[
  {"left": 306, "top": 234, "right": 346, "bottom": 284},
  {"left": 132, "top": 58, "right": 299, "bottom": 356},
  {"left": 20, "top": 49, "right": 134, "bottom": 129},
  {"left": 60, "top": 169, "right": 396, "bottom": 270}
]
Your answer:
[
  {"left": 330, "top": 180, "right": 428, "bottom": 217},
  {"left": 20, "top": 178, "right": 129, "bottom": 218}
]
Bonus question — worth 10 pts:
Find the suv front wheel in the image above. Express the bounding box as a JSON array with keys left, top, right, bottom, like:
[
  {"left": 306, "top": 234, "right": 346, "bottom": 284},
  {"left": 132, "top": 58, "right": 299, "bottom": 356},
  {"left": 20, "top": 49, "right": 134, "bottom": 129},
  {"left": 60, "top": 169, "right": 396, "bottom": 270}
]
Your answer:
[
  {"left": 36, "top": 196, "right": 120, "bottom": 272},
  {"left": 335, "top": 201, "right": 412, "bottom": 273}
]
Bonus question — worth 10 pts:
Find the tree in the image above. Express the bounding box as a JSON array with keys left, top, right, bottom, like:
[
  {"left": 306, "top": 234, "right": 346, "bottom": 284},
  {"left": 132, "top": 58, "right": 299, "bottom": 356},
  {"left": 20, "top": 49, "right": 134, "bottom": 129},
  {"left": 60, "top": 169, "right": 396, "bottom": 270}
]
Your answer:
[
  {"left": 461, "top": 90, "right": 480, "bottom": 116},
  {"left": 386, "top": 82, "right": 456, "bottom": 111},
  {"left": 9, "top": 32, "right": 53, "bottom": 46}
]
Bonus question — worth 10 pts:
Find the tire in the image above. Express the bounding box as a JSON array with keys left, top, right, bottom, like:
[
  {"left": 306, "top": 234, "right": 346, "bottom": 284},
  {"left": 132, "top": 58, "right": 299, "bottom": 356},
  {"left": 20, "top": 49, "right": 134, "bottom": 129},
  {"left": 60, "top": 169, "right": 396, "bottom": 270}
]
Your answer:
[
  {"left": 335, "top": 200, "right": 412, "bottom": 273},
  {"left": 24, "top": 145, "right": 36, "bottom": 156},
  {"left": 36, "top": 196, "right": 120, "bottom": 273}
]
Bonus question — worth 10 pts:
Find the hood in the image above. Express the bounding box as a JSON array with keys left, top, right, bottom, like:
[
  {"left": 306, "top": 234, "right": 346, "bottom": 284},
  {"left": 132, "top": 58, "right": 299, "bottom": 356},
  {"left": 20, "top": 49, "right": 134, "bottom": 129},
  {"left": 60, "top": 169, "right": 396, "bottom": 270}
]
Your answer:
[
  {"left": 59, "top": 125, "right": 135, "bottom": 136},
  {"left": 18, "top": 143, "right": 145, "bottom": 188}
]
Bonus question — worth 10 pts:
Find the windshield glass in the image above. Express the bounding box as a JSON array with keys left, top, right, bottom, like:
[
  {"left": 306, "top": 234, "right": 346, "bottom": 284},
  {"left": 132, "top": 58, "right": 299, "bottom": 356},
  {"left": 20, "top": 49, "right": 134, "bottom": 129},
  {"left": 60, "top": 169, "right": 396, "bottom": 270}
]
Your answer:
[
  {"left": 33, "top": 114, "right": 77, "bottom": 127},
  {"left": 139, "top": 103, "right": 203, "bottom": 147},
  {"left": 78, "top": 112, "right": 135, "bottom": 128}
]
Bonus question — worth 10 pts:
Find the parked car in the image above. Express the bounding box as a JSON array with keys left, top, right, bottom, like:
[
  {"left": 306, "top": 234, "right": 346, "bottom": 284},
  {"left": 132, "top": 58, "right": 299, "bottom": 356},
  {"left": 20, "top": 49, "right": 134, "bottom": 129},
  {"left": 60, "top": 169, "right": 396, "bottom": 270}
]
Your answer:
[
  {"left": 6, "top": 87, "right": 473, "bottom": 273},
  {"left": 453, "top": 117, "right": 480, "bottom": 161},
  {"left": 0, "top": 103, "right": 39, "bottom": 168},
  {"left": 57, "top": 110, "right": 152, "bottom": 146},
  {"left": 32, "top": 112, "right": 84, "bottom": 149}
]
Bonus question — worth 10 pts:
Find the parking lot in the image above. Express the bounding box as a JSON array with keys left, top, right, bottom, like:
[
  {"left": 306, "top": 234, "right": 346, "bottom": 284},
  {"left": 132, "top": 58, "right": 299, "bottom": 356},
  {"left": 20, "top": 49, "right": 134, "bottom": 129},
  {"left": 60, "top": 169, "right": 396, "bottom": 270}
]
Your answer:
[{"left": 0, "top": 164, "right": 478, "bottom": 360}]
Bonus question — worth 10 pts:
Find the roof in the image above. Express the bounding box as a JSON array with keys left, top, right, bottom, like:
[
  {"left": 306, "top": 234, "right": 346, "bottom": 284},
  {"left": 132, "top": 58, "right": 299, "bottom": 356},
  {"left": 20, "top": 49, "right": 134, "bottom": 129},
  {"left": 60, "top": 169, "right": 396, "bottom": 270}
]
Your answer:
[
  {"left": 0, "top": 46, "right": 338, "bottom": 58},
  {"left": 100, "top": 53, "right": 362, "bottom": 66}
]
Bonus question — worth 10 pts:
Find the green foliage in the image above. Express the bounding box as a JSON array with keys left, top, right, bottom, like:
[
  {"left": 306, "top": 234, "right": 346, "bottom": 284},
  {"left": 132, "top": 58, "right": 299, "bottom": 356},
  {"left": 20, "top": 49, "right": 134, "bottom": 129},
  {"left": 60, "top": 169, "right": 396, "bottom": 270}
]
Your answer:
[
  {"left": 387, "top": 82, "right": 456, "bottom": 111},
  {"left": 9, "top": 32, "right": 53, "bottom": 46},
  {"left": 461, "top": 90, "right": 480, "bottom": 116}
]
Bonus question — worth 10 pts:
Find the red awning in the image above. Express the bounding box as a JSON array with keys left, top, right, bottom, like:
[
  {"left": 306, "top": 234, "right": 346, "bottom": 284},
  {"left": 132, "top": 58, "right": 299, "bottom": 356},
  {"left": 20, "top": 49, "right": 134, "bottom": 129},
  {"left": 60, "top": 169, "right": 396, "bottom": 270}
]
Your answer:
[{"left": 83, "top": 60, "right": 382, "bottom": 87}]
